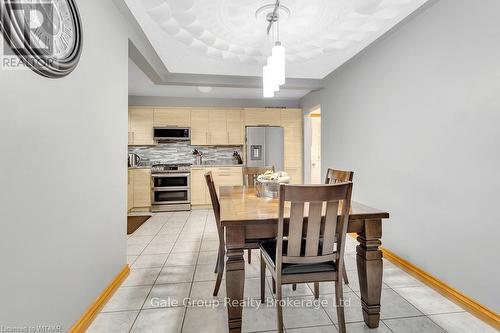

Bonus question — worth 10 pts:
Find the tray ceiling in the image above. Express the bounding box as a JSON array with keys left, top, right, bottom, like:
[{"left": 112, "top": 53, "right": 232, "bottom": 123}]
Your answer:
[{"left": 126, "top": 0, "right": 428, "bottom": 79}]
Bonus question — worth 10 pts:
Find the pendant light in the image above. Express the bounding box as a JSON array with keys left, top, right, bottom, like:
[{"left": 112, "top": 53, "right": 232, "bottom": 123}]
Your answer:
[{"left": 263, "top": 0, "right": 285, "bottom": 98}]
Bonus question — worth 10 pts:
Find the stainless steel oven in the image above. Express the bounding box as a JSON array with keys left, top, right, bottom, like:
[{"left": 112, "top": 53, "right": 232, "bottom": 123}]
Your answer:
[{"left": 151, "top": 164, "right": 191, "bottom": 212}]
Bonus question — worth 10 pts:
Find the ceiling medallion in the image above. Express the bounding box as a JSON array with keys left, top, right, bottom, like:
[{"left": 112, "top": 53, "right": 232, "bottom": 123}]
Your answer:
[{"left": 261, "top": 0, "right": 285, "bottom": 98}]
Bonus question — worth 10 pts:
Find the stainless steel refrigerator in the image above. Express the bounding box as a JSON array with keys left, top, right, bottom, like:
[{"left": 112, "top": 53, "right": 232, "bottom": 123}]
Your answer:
[{"left": 246, "top": 126, "right": 284, "bottom": 171}]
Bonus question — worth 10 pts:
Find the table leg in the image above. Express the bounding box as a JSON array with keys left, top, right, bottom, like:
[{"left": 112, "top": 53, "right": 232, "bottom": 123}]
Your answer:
[
  {"left": 356, "top": 219, "right": 383, "bottom": 328},
  {"left": 225, "top": 226, "right": 245, "bottom": 333}
]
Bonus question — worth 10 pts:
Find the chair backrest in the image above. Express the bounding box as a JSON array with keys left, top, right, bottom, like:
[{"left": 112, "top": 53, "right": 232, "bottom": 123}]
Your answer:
[
  {"left": 243, "top": 166, "right": 275, "bottom": 186},
  {"left": 204, "top": 172, "right": 223, "bottom": 240},
  {"left": 276, "top": 183, "right": 353, "bottom": 272},
  {"left": 325, "top": 168, "right": 354, "bottom": 184}
]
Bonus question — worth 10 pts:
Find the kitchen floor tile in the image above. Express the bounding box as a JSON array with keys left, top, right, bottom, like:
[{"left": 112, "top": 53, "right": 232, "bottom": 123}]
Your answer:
[
  {"left": 379, "top": 288, "right": 423, "bottom": 319},
  {"left": 130, "top": 307, "right": 185, "bottom": 333},
  {"left": 122, "top": 267, "right": 161, "bottom": 287},
  {"left": 429, "top": 312, "right": 498, "bottom": 333},
  {"left": 394, "top": 286, "right": 463, "bottom": 315},
  {"left": 156, "top": 265, "right": 196, "bottom": 284},
  {"left": 182, "top": 305, "right": 228, "bottom": 333},
  {"left": 383, "top": 316, "right": 448, "bottom": 333},
  {"left": 242, "top": 301, "right": 279, "bottom": 332},
  {"left": 197, "top": 251, "right": 218, "bottom": 265},
  {"left": 86, "top": 310, "right": 138, "bottom": 333},
  {"left": 287, "top": 325, "right": 339, "bottom": 333},
  {"left": 340, "top": 321, "right": 393, "bottom": 333},
  {"left": 101, "top": 286, "right": 151, "bottom": 312},
  {"left": 171, "top": 241, "right": 201, "bottom": 253},
  {"left": 383, "top": 268, "right": 424, "bottom": 288},
  {"left": 142, "top": 241, "right": 174, "bottom": 255},
  {"left": 193, "top": 264, "right": 219, "bottom": 281},
  {"left": 165, "top": 252, "right": 199, "bottom": 266},
  {"left": 131, "top": 254, "right": 168, "bottom": 269},
  {"left": 189, "top": 280, "right": 226, "bottom": 301},
  {"left": 282, "top": 296, "right": 333, "bottom": 329},
  {"left": 321, "top": 292, "right": 364, "bottom": 324},
  {"left": 143, "top": 282, "right": 192, "bottom": 309}
]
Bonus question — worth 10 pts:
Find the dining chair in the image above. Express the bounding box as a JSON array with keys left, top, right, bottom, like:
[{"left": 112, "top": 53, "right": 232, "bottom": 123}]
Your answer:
[
  {"left": 241, "top": 166, "right": 275, "bottom": 264},
  {"left": 205, "top": 171, "right": 261, "bottom": 296},
  {"left": 325, "top": 168, "right": 354, "bottom": 285},
  {"left": 259, "top": 182, "right": 353, "bottom": 333},
  {"left": 243, "top": 166, "right": 275, "bottom": 186}
]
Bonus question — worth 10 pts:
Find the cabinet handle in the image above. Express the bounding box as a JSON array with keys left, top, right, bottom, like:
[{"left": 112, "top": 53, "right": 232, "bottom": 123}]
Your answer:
[{"left": 217, "top": 174, "right": 232, "bottom": 176}]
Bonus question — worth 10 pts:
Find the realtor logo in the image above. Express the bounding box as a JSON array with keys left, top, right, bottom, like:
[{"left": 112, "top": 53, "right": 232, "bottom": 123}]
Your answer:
[{"left": 1, "top": 0, "right": 55, "bottom": 71}]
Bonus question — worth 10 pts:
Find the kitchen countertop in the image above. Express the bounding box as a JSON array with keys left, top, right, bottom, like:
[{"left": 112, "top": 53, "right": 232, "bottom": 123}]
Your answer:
[
  {"left": 128, "top": 166, "right": 152, "bottom": 169},
  {"left": 129, "top": 164, "right": 244, "bottom": 169},
  {"left": 191, "top": 164, "right": 243, "bottom": 168}
]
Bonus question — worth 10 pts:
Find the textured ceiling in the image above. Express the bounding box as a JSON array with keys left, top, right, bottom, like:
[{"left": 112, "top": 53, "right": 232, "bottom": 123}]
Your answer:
[{"left": 126, "top": 0, "right": 428, "bottom": 78}]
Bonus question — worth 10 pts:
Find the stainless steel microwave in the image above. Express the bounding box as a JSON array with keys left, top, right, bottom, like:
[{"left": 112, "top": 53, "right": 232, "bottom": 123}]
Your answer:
[{"left": 153, "top": 127, "right": 190, "bottom": 141}]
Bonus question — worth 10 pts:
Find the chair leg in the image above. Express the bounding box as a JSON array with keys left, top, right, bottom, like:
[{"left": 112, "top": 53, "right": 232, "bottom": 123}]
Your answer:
[
  {"left": 213, "top": 250, "right": 224, "bottom": 296},
  {"left": 335, "top": 280, "right": 346, "bottom": 333},
  {"left": 247, "top": 249, "right": 252, "bottom": 264},
  {"left": 342, "top": 262, "right": 349, "bottom": 284},
  {"left": 272, "top": 277, "right": 276, "bottom": 294},
  {"left": 313, "top": 282, "right": 319, "bottom": 299},
  {"left": 213, "top": 270, "right": 223, "bottom": 296},
  {"left": 292, "top": 284, "right": 297, "bottom": 291},
  {"left": 214, "top": 248, "right": 220, "bottom": 273},
  {"left": 260, "top": 254, "right": 266, "bottom": 303},
  {"left": 276, "top": 284, "right": 284, "bottom": 333}
]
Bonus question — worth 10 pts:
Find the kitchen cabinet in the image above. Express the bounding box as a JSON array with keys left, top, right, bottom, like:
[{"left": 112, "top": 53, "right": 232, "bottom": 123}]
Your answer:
[
  {"left": 190, "top": 109, "right": 243, "bottom": 146},
  {"left": 282, "top": 109, "right": 303, "bottom": 184},
  {"left": 129, "top": 108, "right": 154, "bottom": 145},
  {"left": 190, "top": 166, "right": 243, "bottom": 206},
  {"left": 208, "top": 110, "right": 228, "bottom": 145},
  {"left": 190, "top": 109, "right": 209, "bottom": 145},
  {"left": 244, "top": 108, "right": 281, "bottom": 126},
  {"left": 128, "top": 168, "right": 152, "bottom": 211},
  {"left": 190, "top": 167, "right": 207, "bottom": 205},
  {"left": 127, "top": 172, "right": 133, "bottom": 211},
  {"left": 227, "top": 109, "right": 243, "bottom": 145},
  {"left": 154, "top": 108, "right": 191, "bottom": 127}
]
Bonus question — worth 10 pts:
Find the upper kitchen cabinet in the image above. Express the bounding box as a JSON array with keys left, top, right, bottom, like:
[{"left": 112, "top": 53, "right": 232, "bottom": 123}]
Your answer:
[
  {"left": 190, "top": 109, "right": 209, "bottom": 145},
  {"left": 226, "top": 109, "right": 244, "bottom": 145},
  {"left": 244, "top": 108, "right": 281, "bottom": 126},
  {"left": 129, "top": 108, "right": 154, "bottom": 145},
  {"left": 191, "top": 109, "right": 243, "bottom": 146},
  {"left": 154, "top": 108, "right": 191, "bottom": 127},
  {"left": 208, "top": 109, "right": 228, "bottom": 145}
]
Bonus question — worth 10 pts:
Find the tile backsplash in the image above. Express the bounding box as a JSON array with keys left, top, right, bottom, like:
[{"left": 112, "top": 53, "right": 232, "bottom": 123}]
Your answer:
[{"left": 128, "top": 142, "right": 243, "bottom": 166}]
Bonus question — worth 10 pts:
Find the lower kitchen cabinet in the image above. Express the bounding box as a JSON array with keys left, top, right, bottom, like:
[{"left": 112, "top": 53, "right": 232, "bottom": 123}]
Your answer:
[
  {"left": 190, "top": 167, "right": 207, "bottom": 205},
  {"left": 128, "top": 168, "right": 152, "bottom": 212},
  {"left": 190, "top": 166, "right": 243, "bottom": 206}
]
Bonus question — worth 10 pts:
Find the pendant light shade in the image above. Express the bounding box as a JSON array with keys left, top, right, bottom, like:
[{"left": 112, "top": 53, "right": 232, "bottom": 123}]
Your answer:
[
  {"left": 262, "top": 1, "right": 286, "bottom": 98},
  {"left": 272, "top": 42, "right": 285, "bottom": 86},
  {"left": 263, "top": 65, "right": 274, "bottom": 98}
]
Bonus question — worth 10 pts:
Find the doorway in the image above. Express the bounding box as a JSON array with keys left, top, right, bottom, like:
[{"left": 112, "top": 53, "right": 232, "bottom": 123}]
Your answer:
[{"left": 310, "top": 107, "right": 321, "bottom": 184}]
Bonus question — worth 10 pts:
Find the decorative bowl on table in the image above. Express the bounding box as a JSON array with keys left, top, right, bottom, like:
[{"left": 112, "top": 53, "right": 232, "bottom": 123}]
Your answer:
[{"left": 256, "top": 171, "right": 291, "bottom": 198}]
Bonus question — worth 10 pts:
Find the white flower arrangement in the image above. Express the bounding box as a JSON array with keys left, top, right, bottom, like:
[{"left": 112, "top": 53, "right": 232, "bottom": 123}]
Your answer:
[{"left": 256, "top": 170, "right": 291, "bottom": 184}]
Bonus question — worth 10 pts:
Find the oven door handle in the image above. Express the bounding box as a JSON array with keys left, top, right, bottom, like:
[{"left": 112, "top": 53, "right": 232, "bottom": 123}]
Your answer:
[
  {"left": 153, "top": 187, "right": 190, "bottom": 191},
  {"left": 152, "top": 173, "right": 190, "bottom": 178}
]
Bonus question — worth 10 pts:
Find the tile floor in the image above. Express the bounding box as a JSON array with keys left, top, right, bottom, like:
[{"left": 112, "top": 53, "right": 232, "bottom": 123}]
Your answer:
[{"left": 87, "top": 210, "right": 496, "bottom": 333}]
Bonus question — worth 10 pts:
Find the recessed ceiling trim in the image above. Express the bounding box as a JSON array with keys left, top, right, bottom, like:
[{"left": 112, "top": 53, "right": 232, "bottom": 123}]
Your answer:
[{"left": 129, "top": 40, "right": 323, "bottom": 90}]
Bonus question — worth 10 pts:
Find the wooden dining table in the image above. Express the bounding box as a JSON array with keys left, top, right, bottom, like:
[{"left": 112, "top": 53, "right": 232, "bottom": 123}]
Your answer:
[{"left": 219, "top": 185, "right": 390, "bottom": 333}]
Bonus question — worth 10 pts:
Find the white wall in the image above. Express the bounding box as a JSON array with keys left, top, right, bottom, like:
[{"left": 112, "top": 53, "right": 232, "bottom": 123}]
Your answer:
[
  {"left": 0, "top": 1, "right": 129, "bottom": 329},
  {"left": 301, "top": 0, "right": 500, "bottom": 311}
]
